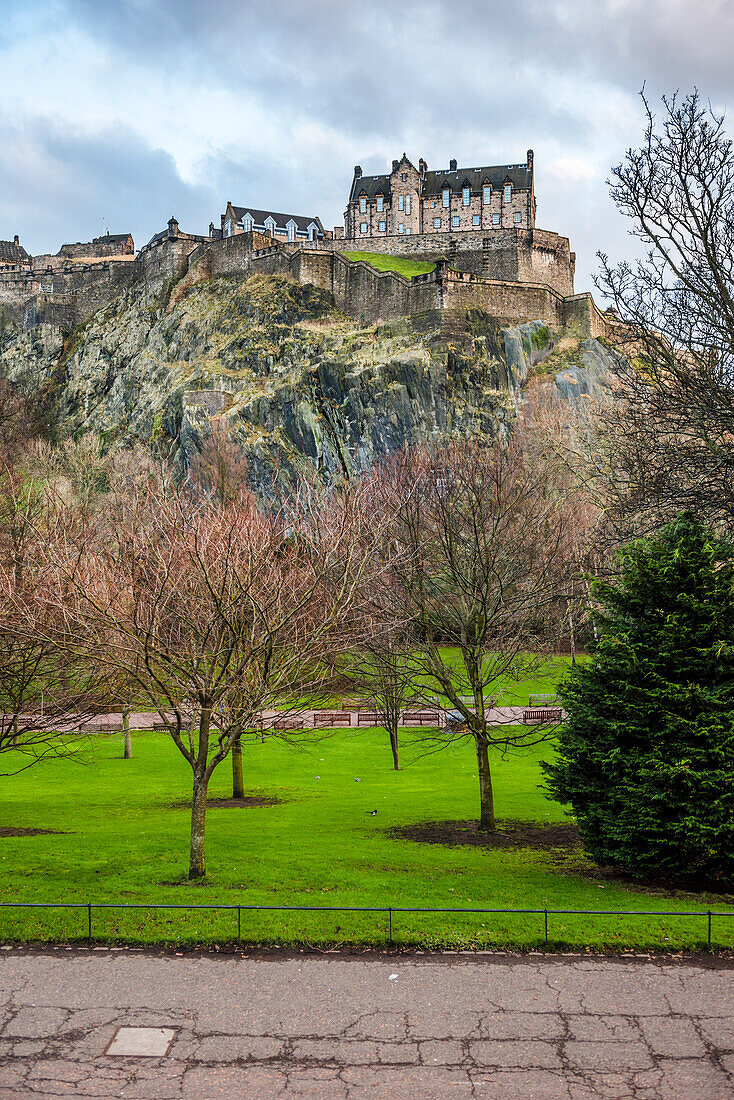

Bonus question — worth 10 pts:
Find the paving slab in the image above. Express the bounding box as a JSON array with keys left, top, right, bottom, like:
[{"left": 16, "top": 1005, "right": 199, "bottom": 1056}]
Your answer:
[{"left": 0, "top": 949, "right": 730, "bottom": 1097}]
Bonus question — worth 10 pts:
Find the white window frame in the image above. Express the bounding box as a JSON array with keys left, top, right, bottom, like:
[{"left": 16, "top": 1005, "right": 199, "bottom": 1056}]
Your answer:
[
  {"left": 462, "top": 187, "right": 470, "bottom": 206},
  {"left": 405, "top": 195, "right": 411, "bottom": 215},
  {"left": 359, "top": 196, "right": 367, "bottom": 214},
  {"left": 224, "top": 218, "right": 232, "bottom": 237},
  {"left": 378, "top": 220, "right": 386, "bottom": 231},
  {"left": 452, "top": 215, "right": 460, "bottom": 227},
  {"left": 483, "top": 185, "right": 491, "bottom": 203},
  {"left": 376, "top": 195, "right": 383, "bottom": 212},
  {"left": 360, "top": 222, "right": 368, "bottom": 233},
  {"left": 503, "top": 183, "right": 512, "bottom": 203},
  {"left": 473, "top": 214, "right": 480, "bottom": 226},
  {"left": 286, "top": 219, "right": 297, "bottom": 242},
  {"left": 265, "top": 216, "right": 276, "bottom": 236},
  {"left": 433, "top": 217, "right": 441, "bottom": 228},
  {"left": 442, "top": 189, "right": 450, "bottom": 208},
  {"left": 514, "top": 211, "right": 522, "bottom": 223},
  {"left": 492, "top": 213, "right": 500, "bottom": 224},
  {"left": 398, "top": 195, "right": 404, "bottom": 211},
  {"left": 398, "top": 222, "right": 404, "bottom": 234}
]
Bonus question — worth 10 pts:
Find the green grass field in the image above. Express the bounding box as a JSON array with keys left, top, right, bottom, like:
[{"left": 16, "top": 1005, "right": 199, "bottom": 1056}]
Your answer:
[
  {"left": 342, "top": 251, "right": 436, "bottom": 279},
  {"left": 1, "top": 687, "right": 732, "bottom": 950}
]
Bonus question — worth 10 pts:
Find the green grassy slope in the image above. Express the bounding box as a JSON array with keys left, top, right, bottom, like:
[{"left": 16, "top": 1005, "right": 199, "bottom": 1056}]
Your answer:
[{"left": 342, "top": 252, "right": 436, "bottom": 278}]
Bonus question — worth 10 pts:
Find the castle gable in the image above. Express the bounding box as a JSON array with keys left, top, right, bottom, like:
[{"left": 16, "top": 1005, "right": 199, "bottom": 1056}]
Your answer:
[
  {"left": 224, "top": 203, "right": 323, "bottom": 240},
  {"left": 0, "top": 236, "right": 31, "bottom": 269}
]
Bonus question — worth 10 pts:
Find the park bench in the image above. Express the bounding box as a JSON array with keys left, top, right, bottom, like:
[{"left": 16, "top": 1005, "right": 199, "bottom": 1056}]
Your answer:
[
  {"left": 523, "top": 707, "right": 563, "bottom": 723},
  {"left": 341, "top": 698, "right": 377, "bottom": 711},
  {"left": 528, "top": 693, "right": 560, "bottom": 707},
  {"left": 272, "top": 716, "right": 305, "bottom": 731},
  {"left": 401, "top": 710, "right": 442, "bottom": 726},
  {"left": 313, "top": 712, "right": 352, "bottom": 728},
  {"left": 357, "top": 711, "right": 381, "bottom": 726}
]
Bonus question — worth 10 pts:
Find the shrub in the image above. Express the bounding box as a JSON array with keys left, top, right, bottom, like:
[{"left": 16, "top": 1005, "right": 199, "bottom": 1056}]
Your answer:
[{"left": 544, "top": 513, "right": 734, "bottom": 880}]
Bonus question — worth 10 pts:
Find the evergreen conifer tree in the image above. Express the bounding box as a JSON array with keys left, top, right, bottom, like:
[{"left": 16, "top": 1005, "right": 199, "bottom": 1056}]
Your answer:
[{"left": 544, "top": 513, "right": 734, "bottom": 880}]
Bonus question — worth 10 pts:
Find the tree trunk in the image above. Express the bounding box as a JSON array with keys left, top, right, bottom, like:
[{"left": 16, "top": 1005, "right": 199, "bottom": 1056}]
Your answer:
[
  {"left": 389, "top": 724, "right": 400, "bottom": 771},
  {"left": 475, "top": 736, "right": 495, "bottom": 832},
  {"left": 122, "top": 707, "right": 132, "bottom": 759},
  {"left": 568, "top": 600, "right": 576, "bottom": 666},
  {"left": 189, "top": 774, "right": 208, "bottom": 879},
  {"left": 232, "top": 734, "right": 244, "bottom": 799}
]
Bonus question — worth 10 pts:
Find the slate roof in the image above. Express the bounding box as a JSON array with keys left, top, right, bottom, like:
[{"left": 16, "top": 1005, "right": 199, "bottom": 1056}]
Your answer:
[
  {"left": 350, "top": 162, "right": 533, "bottom": 203},
  {"left": 0, "top": 239, "right": 30, "bottom": 264},
  {"left": 229, "top": 207, "right": 324, "bottom": 234}
]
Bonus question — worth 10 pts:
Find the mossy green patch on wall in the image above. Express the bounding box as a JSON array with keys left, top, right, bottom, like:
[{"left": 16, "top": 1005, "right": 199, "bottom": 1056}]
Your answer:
[{"left": 343, "top": 252, "right": 436, "bottom": 278}]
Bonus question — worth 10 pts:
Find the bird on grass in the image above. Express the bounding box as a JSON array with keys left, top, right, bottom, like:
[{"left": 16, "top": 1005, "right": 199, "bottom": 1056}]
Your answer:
[{"left": 366, "top": 810, "right": 377, "bottom": 816}]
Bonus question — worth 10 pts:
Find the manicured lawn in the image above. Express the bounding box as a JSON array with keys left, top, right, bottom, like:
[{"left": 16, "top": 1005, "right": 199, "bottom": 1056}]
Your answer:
[
  {"left": 0, "top": 709, "right": 731, "bottom": 950},
  {"left": 342, "top": 251, "right": 436, "bottom": 278}
]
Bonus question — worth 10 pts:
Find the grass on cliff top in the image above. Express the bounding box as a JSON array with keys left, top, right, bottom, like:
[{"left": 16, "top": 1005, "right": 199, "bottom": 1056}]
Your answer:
[
  {"left": 0, "top": 652, "right": 731, "bottom": 952},
  {"left": 343, "top": 252, "right": 436, "bottom": 279}
]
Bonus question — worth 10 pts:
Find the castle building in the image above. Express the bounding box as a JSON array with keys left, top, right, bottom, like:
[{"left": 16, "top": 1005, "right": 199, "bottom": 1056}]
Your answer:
[
  {"left": 0, "top": 235, "right": 31, "bottom": 271},
  {"left": 217, "top": 202, "right": 324, "bottom": 243},
  {"left": 344, "top": 152, "right": 535, "bottom": 240}
]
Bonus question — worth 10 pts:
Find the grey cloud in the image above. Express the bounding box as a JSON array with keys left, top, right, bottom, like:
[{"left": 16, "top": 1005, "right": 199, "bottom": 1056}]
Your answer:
[{"left": 0, "top": 119, "right": 217, "bottom": 255}]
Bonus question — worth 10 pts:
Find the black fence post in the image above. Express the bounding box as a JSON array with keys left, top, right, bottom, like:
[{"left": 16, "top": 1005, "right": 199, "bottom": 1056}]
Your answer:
[
  {"left": 388, "top": 907, "right": 393, "bottom": 946},
  {"left": 708, "top": 911, "right": 712, "bottom": 951},
  {"left": 88, "top": 902, "right": 92, "bottom": 945},
  {"left": 544, "top": 909, "right": 548, "bottom": 945},
  {"left": 237, "top": 906, "right": 241, "bottom": 943}
]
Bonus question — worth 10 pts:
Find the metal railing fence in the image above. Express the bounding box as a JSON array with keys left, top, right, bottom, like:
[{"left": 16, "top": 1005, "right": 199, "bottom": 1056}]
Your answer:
[{"left": 0, "top": 901, "right": 732, "bottom": 949}]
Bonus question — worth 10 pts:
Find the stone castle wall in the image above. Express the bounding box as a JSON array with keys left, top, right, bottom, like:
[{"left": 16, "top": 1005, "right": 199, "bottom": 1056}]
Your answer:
[{"left": 0, "top": 222, "right": 613, "bottom": 344}]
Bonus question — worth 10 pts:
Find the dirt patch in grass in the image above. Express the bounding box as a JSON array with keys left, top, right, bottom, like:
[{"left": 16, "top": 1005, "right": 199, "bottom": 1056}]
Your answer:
[
  {"left": 388, "top": 819, "right": 580, "bottom": 851},
  {"left": 169, "top": 795, "right": 284, "bottom": 810},
  {"left": 0, "top": 827, "right": 65, "bottom": 837}
]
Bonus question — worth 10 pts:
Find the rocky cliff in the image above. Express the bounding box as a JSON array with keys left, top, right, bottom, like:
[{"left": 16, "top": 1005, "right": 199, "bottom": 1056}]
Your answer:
[{"left": 0, "top": 272, "right": 615, "bottom": 486}]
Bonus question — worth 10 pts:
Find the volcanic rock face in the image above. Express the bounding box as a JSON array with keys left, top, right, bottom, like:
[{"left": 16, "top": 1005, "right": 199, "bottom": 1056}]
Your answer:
[{"left": 0, "top": 273, "right": 616, "bottom": 487}]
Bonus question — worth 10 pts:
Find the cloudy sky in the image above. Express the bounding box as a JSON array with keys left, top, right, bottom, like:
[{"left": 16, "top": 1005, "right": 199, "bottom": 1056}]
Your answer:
[{"left": 2, "top": 0, "right": 733, "bottom": 290}]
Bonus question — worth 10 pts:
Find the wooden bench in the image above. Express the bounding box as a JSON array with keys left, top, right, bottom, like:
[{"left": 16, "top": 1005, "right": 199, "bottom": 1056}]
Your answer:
[
  {"left": 313, "top": 712, "right": 352, "bottom": 728},
  {"left": 523, "top": 707, "right": 563, "bottom": 723},
  {"left": 401, "top": 710, "right": 442, "bottom": 726},
  {"left": 272, "top": 716, "right": 305, "bottom": 731},
  {"left": 357, "top": 711, "right": 381, "bottom": 726},
  {"left": 528, "top": 694, "right": 560, "bottom": 708}
]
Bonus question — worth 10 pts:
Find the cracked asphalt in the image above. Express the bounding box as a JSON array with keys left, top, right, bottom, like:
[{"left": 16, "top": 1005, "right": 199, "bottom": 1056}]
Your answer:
[{"left": 0, "top": 949, "right": 732, "bottom": 1098}]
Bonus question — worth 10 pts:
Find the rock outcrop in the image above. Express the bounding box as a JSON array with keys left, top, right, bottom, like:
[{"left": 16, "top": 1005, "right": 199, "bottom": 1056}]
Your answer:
[{"left": 0, "top": 272, "right": 616, "bottom": 487}]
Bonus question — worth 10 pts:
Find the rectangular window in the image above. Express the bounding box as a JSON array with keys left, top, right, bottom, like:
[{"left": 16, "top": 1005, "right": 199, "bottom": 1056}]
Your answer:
[
  {"left": 452, "top": 215, "right": 460, "bottom": 226},
  {"left": 401, "top": 172, "right": 407, "bottom": 181},
  {"left": 360, "top": 222, "right": 367, "bottom": 233},
  {"left": 406, "top": 228, "right": 411, "bottom": 234},
  {"left": 376, "top": 195, "right": 383, "bottom": 212},
  {"left": 359, "top": 196, "right": 367, "bottom": 213},
  {"left": 492, "top": 213, "right": 500, "bottom": 224},
  {"left": 430, "top": 200, "right": 435, "bottom": 208},
  {"left": 398, "top": 195, "right": 404, "bottom": 211},
  {"left": 473, "top": 214, "right": 480, "bottom": 226},
  {"left": 433, "top": 217, "right": 441, "bottom": 228},
  {"left": 514, "top": 212, "right": 522, "bottom": 223},
  {"left": 378, "top": 220, "right": 386, "bottom": 231},
  {"left": 503, "top": 184, "right": 511, "bottom": 203},
  {"left": 442, "top": 189, "right": 450, "bottom": 207},
  {"left": 398, "top": 223, "right": 404, "bottom": 233},
  {"left": 483, "top": 185, "right": 491, "bottom": 203},
  {"left": 462, "top": 187, "right": 470, "bottom": 206},
  {"left": 405, "top": 196, "right": 411, "bottom": 215}
]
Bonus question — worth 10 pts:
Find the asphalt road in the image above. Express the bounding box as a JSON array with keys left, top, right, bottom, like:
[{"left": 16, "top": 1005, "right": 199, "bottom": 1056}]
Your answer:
[{"left": 0, "top": 948, "right": 732, "bottom": 1098}]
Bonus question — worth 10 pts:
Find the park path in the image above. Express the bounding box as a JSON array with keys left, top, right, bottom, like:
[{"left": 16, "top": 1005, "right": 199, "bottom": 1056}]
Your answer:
[
  {"left": 0, "top": 948, "right": 731, "bottom": 1097},
  {"left": 78, "top": 704, "right": 552, "bottom": 731}
]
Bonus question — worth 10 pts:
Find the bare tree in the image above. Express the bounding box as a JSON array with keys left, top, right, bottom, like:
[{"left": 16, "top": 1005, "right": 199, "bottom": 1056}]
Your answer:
[
  {"left": 373, "top": 439, "right": 577, "bottom": 831},
  {"left": 597, "top": 88, "right": 734, "bottom": 531},
  {"left": 44, "top": 475, "right": 388, "bottom": 879}
]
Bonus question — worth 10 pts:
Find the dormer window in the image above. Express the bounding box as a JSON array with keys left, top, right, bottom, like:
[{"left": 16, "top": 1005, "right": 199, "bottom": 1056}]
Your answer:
[
  {"left": 286, "top": 219, "right": 297, "bottom": 241},
  {"left": 442, "top": 188, "right": 450, "bottom": 207},
  {"left": 376, "top": 195, "right": 384, "bottom": 212},
  {"left": 359, "top": 195, "right": 367, "bottom": 213},
  {"left": 265, "top": 216, "right": 276, "bottom": 236},
  {"left": 483, "top": 185, "right": 491, "bottom": 203},
  {"left": 503, "top": 183, "right": 512, "bottom": 203},
  {"left": 462, "top": 187, "right": 470, "bottom": 206}
]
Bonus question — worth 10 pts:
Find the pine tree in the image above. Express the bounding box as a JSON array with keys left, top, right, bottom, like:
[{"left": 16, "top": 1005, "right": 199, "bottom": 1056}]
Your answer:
[{"left": 544, "top": 513, "right": 734, "bottom": 880}]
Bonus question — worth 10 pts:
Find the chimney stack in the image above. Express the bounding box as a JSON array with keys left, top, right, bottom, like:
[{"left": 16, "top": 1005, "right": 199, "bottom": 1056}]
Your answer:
[
  {"left": 449, "top": 158, "right": 457, "bottom": 171},
  {"left": 13, "top": 234, "right": 19, "bottom": 246},
  {"left": 527, "top": 148, "right": 534, "bottom": 169},
  {"left": 392, "top": 159, "right": 399, "bottom": 172},
  {"left": 354, "top": 165, "right": 362, "bottom": 178}
]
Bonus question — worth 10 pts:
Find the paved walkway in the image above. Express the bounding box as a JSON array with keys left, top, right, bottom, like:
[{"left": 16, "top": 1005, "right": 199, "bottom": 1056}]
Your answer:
[{"left": 0, "top": 949, "right": 732, "bottom": 1097}]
